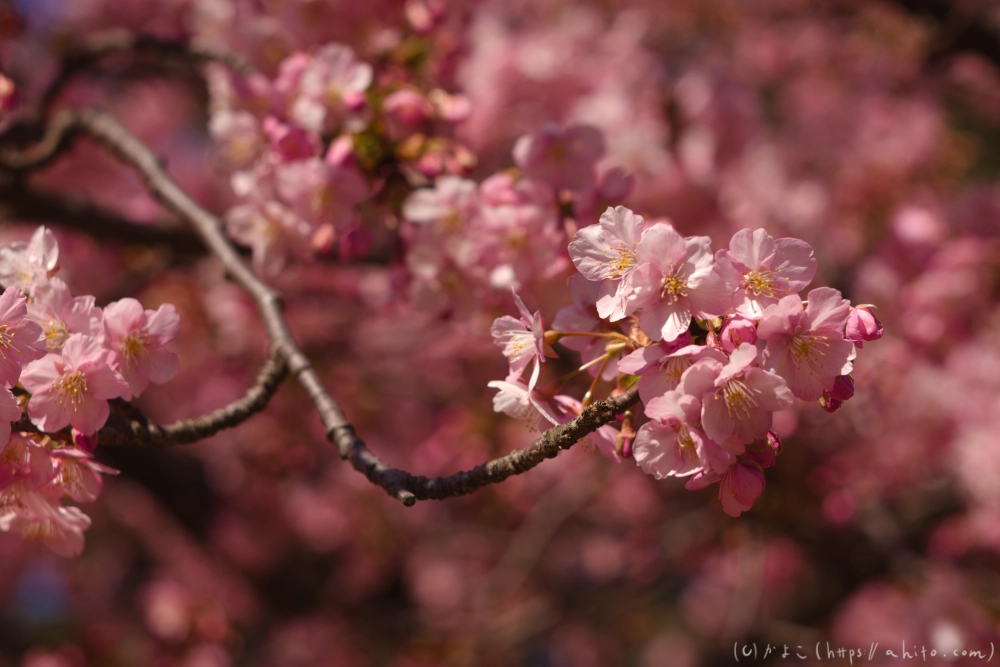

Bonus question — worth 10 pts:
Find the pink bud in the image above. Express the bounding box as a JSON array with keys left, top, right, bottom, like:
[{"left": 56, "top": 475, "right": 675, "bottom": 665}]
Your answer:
[
  {"left": 343, "top": 91, "right": 368, "bottom": 112},
  {"left": 262, "top": 116, "right": 319, "bottom": 162},
  {"left": 72, "top": 428, "right": 99, "bottom": 453},
  {"left": 325, "top": 135, "right": 357, "bottom": 167},
  {"left": 720, "top": 316, "right": 757, "bottom": 354},
  {"left": 384, "top": 89, "right": 433, "bottom": 127},
  {"left": 660, "top": 331, "right": 691, "bottom": 354},
  {"left": 820, "top": 375, "right": 855, "bottom": 413},
  {"left": 429, "top": 89, "right": 472, "bottom": 124},
  {"left": 0, "top": 74, "right": 18, "bottom": 116},
  {"left": 845, "top": 305, "right": 883, "bottom": 348},
  {"left": 764, "top": 430, "right": 782, "bottom": 455}
]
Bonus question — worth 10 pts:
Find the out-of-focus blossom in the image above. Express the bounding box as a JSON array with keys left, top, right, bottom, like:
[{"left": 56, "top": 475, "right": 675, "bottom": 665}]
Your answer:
[
  {"left": 513, "top": 122, "right": 605, "bottom": 191},
  {"left": 274, "top": 157, "right": 368, "bottom": 231},
  {"left": 261, "top": 116, "right": 320, "bottom": 162},
  {"left": 0, "top": 226, "right": 60, "bottom": 295},
  {"left": 291, "top": 45, "right": 373, "bottom": 134},
  {"left": 103, "top": 298, "right": 181, "bottom": 397},
  {"left": 0, "top": 73, "right": 18, "bottom": 122}
]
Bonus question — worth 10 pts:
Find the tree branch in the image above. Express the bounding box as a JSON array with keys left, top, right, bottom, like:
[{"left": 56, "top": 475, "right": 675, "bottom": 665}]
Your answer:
[
  {"left": 0, "top": 182, "right": 203, "bottom": 258},
  {"left": 0, "top": 107, "right": 639, "bottom": 504},
  {"left": 40, "top": 30, "right": 257, "bottom": 112}
]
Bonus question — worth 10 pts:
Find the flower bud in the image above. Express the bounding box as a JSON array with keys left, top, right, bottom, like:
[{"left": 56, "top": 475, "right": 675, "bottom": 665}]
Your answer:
[
  {"left": 845, "top": 305, "right": 883, "bottom": 348},
  {"left": 820, "top": 375, "right": 855, "bottom": 413},
  {"left": 720, "top": 316, "right": 757, "bottom": 354}
]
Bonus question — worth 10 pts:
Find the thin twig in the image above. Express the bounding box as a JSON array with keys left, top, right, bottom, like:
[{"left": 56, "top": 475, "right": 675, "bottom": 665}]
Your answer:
[
  {"left": 0, "top": 107, "right": 639, "bottom": 504},
  {"left": 11, "top": 352, "right": 288, "bottom": 448}
]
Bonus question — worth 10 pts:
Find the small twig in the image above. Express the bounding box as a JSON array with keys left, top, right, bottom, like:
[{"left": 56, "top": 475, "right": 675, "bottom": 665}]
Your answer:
[
  {"left": 0, "top": 107, "right": 640, "bottom": 504},
  {"left": 99, "top": 351, "right": 288, "bottom": 447},
  {"left": 11, "top": 352, "right": 288, "bottom": 448}
]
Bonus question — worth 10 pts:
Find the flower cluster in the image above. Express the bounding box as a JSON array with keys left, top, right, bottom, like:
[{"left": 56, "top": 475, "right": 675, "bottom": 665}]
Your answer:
[
  {"left": 489, "top": 208, "right": 883, "bottom": 516},
  {"left": 0, "top": 227, "right": 180, "bottom": 556},
  {"left": 401, "top": 123, "right": 632, "bottom": 315}
]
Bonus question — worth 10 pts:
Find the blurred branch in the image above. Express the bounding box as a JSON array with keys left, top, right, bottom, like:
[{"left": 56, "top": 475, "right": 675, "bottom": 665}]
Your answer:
[
  {"left": 888, "top": 0, "right": 1000, "bottom": 69},
  {"left": 0, "top": 106, "right": 639, "bottom": 504},
  {"left": 0, "top": 182, "right": 204, "bottom": 258},
  {"left": 40, "top": 29, "right": 257, "bottom": 112}
]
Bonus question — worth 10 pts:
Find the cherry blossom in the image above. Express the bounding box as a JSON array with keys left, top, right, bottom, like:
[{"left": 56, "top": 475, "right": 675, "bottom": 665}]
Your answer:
[
  {"left": 678, "top": 344, "right": 793, "bottom": 451},
  {"left": 103, "top": 298, "right": 181, "bottom": 397},
  {"left": 491, "top": 290, "right": 551, "bottom": 392},
  {"left": 568, "top": 205, "right": 646, "bottom": 320},
  {"left": 626, "top": 226, "right": 734, "bottom": 341},
  {"left": 20, "top": 334, "right": 131, "bottom": 435},
  {"left": 716, "top": 228, "right": 817, "bottom": 319},
  {"left": 757, "top": 287, "right": 856, "bottom": 401},
  {"left": 633, "top": 390, "right": 733, "bottom": 479},
  {"left": 291, "top": 44, "right": 373, "bottom": 134},
  {"left": 617, "top": 341, "right": 725, "bottom": 404},
  {"left": 26, "top": 277, "right": 103, "bottom": 352},
  {"left": 0, "top": 285, "right": 46, "bottom": 387},
  {"left": 512, "top": 122, "right": 605, "bottom": 191},
  {"left": 0, "top": 226, "right": 60, "bottom": 295}
]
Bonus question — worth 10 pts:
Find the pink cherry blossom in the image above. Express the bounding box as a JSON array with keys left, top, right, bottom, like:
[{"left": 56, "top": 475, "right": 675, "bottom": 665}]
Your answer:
[
  {"left": 0, "top": 226, "right": 60, "bottom": 295},
  {"left": 551, "top": 274, "right": 623, "bottom": 381},
  {"left": 679, "top": 344, "right": 793, "bottom": 451},
  {"left": 618, "top": 342, "right": 725, "bottom": 404},
  {"left": 567, "top": 206, "right": 646, "bottom": 321},
  {"left": 845, "top": 305, "right": 884, "bottom": 348},
  {"left": 718, "top": 461, "right": 767, "bottom": 517},
  {"left": 20, "top": 334, "right": 131, "bottom": 435},
  {"left": 0, "top": 386, "right": 19, "bottom": 448},
  {"left": 383, "top": 89, "right": 434, "bottom": 136},
  {"left": 684, "top": 459, "right": 767, "bottom": 517},
  {"left": 103, "top": 299, "right": 181, "bottom": 397},
  {"left": 633, "top": 390, "right": 733, "bottom": 479},
  {"left": 402, "top": 176, "right": 479, "bottom": 228},
  {"left": 487, "top": 379, "right": 570, "bottom": 432},
  {"left": 0, "top": 489, "right": 91, "bottom": 557},
  {"left": 226, "top": 199, "right": 314, "bottom": 276},
  {"left": 491, "top": 290, "right": 550, "bottom": 393},
  {"left": 274, "top": 157, "right": 368, "bottom": 231},
  {"left": 0, "top": 73, "right": 17, "bottom": 116},
  {"left": 261, "top": 116, "right": 320, "bottom": 162},
  {"left": 291, "top": 44, "right": 373, "bottom": 134},
  {"left": 626, "top": 226, "right": 735, "bottom": 341},
  {"left": 717, "top": 228, "right": 818, "bottom": 319},
  {"left": 0, "top": 286, "right": 46, "bottom": 387},
  {"left": 757, "top": 287, "right": 857, "bottom": 401},
  {"left": 26, "top": 277, "right": 103, "bottom": 352},
  {"left": 719, "top": 316, "right": 757, "bottom": 354},
  {"left": 208, "top": 110, "right": 264, "bottom": 169},
  {"left": 513, "top": 122, "right": 605, "bottom": 192},
  {"left": 47, "top": 447, "right": 119, "bottom": 503}
]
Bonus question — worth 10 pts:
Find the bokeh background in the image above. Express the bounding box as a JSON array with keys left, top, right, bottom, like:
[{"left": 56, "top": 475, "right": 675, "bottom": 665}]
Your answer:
[{"left": 2, "top": 0, "right": 1000, "bottom": 665}]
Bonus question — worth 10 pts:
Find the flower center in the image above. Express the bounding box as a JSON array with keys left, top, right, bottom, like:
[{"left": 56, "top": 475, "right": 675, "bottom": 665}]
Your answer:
[
  {"left": 502, "top": 330, "right": 535, "bottom": 362},
  {"left": 659, "top": 264, "right": 689, "bottom": 303},
  {"left": 677, "top": 424, "right": 698, "bottom": 460},
  {"left": 722, "top": 378, "right": 760, "bottom": 422},
  {"left": 53, "top": 370, "right": 88, "bottom": 412},
  {"left": 605, "top": 242, "right": 637, "bottom": 279},
  {"left": 659, "top": 356, "right": 692, "bottom": 389},
  {"left": 43, "top": 319, "right": 69, "bottom": 351},
  {"left": 0, "top": 324, "right": 14, "bottom": 359},
  {"left": 742, "top": 269, "right": 776, "bottom": 297},
  {"left": 789, "top": 331, "right": 830, "bottom": 368},
  {"left": 121, "top": 332, "right": 149, "bottom": 369}
]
